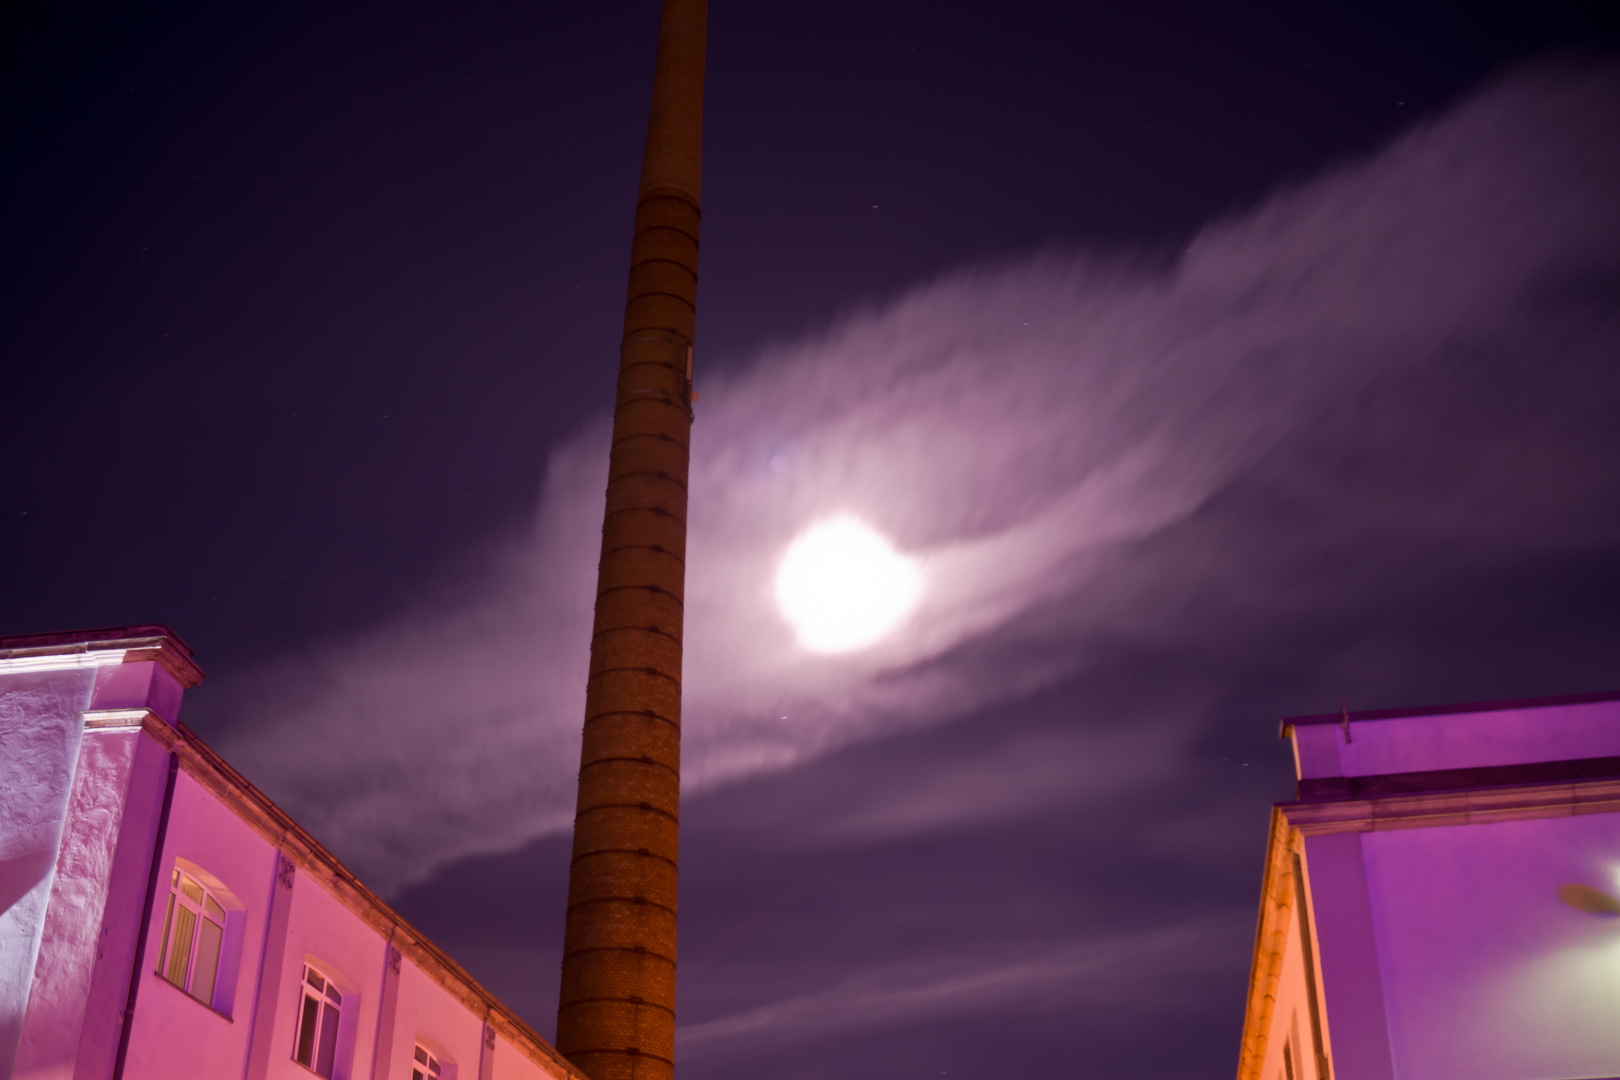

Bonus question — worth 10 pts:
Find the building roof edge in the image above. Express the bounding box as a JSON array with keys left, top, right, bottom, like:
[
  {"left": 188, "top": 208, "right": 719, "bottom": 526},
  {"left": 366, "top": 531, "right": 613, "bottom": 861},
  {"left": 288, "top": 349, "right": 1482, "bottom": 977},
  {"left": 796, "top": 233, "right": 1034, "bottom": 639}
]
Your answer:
[{"left": 1283, "top": 689, "right": 1620, "bottom": 728}]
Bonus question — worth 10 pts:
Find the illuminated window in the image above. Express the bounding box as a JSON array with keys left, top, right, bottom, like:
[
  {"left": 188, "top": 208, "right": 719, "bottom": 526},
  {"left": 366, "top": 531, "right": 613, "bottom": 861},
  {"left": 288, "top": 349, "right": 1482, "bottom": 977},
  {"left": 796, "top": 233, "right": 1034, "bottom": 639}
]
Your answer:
[
  {"left": 412, "top": 1043, "right": 443, "bottom": 1080},
  {"left": 156, "top": 868, "right": 227, "bottom": 1007},
  {"left": 294, "top": 963, "right": 344, "bottom": 1077}
]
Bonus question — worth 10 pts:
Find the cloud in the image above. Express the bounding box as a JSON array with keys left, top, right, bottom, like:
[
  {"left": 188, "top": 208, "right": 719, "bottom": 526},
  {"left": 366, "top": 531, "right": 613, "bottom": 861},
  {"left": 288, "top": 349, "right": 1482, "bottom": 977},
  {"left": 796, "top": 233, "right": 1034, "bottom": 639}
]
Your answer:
[
  {"left": 212, "top": 62, "right": 1620, "bottom": 893},
  {"left": 675, "top": 911, "right": 1252, "bottom": 1057}
]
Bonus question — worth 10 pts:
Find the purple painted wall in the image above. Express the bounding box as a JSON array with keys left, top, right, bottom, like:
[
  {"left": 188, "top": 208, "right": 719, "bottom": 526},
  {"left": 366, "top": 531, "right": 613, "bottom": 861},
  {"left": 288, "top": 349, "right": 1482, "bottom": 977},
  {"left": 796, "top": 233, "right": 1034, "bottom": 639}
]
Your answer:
[{"left": 1363, "top": 813, "right": 1620, "bottom": 1079}]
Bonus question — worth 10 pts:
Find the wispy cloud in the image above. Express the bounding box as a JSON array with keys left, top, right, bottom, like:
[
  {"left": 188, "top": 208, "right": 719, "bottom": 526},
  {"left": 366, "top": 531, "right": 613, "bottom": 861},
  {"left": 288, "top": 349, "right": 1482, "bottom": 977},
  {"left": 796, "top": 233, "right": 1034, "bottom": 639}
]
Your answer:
[
  {"left": 676, "top": 911, "right": 1253, "bottom": 1056},
  {"left": 212, "top": 63, "right": 1620, "bottom": 893}
]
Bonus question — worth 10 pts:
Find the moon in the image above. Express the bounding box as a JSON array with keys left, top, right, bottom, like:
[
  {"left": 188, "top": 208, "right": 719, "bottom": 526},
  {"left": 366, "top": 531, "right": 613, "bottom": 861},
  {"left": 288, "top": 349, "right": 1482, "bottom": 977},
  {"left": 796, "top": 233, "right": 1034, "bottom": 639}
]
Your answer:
[{"left": 775, "top": 517, "right": 922, "bottom": 653}]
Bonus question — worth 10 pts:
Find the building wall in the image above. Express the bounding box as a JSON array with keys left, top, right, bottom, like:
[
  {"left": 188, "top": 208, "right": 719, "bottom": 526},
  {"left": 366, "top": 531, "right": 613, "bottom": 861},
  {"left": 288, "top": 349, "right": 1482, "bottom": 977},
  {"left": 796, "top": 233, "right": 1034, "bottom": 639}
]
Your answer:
[
  {"left": 0, "top": 630, "right": 580, "bottom": 1080},
  {"left": 1363, "top": 812, "right": 1620, "bottom": 1080},
  {"left": 121, "top": 769, "right": 278, "bottom": 1079},
  {"left": 1241, "top": 694, "right": 1620, "bottom": 1080},
  {"left": 0, "top": 664, "right": 97, "bottom": 1080}
]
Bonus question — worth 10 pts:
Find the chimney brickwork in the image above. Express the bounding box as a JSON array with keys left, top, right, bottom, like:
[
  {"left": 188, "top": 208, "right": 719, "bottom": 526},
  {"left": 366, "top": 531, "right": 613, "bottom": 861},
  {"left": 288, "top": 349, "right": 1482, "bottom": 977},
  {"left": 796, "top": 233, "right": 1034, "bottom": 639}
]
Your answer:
[{"left": 556, "top": 4, "right": 706, "bottom": 1079}]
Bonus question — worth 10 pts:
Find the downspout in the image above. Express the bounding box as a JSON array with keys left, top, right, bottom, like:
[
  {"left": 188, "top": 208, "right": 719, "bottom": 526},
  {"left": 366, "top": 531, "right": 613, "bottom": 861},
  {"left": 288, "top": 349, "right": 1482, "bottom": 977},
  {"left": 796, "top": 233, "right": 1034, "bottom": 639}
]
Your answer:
[{"left": 111, "top": 751, "right": 179, "bottom": 1080}]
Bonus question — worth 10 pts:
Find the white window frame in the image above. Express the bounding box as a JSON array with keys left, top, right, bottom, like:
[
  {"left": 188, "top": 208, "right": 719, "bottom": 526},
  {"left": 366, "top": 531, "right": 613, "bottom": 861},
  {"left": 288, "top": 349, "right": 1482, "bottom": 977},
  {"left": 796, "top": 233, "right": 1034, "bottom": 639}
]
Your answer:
[
  {"left": 411, "top": 1042, "right": 444, "bottom": 1080},
  {"left": 155, "top": 867, "right": 229, "bottom": 1008},
  {"left": 293, "top": 962, "right": 346, "bottom": 1078}
]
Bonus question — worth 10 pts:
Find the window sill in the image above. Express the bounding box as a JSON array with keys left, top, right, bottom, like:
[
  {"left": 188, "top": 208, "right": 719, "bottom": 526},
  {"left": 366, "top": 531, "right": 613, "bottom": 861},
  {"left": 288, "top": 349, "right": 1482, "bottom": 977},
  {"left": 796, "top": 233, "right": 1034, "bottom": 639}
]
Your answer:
[{"left": 149, "top": 970, "right": 234, "bottom": 1022}]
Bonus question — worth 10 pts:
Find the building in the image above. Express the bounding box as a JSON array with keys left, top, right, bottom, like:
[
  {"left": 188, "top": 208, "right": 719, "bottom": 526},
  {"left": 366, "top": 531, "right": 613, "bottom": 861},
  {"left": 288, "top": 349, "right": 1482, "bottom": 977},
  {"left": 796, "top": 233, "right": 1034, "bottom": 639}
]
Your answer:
[
  {"left": 0, "top": 626, "right": 582, "bottom": 1080},
  {"left": 1237, "top": 692, "right": 1620, "bottom": 1080}
]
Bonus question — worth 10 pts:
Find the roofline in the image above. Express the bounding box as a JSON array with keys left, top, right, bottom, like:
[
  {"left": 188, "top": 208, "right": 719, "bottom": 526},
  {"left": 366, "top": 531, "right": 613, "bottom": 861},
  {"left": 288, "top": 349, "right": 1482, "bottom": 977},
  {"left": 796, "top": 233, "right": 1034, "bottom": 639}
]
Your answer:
[{"left": 1283, "top": 689, "right": 1620, "bottom": 729}]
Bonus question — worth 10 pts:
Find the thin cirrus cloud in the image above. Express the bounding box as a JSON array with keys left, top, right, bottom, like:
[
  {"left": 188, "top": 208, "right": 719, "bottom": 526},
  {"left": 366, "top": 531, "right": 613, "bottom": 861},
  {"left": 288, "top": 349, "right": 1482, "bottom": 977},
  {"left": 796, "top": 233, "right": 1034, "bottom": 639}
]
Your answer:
[
  {"left": 675, "top": 911, "right": 1254, "bottom": 1059},
  {"left": 213, "top": 62, "right": 1620, "bottom": 895}
]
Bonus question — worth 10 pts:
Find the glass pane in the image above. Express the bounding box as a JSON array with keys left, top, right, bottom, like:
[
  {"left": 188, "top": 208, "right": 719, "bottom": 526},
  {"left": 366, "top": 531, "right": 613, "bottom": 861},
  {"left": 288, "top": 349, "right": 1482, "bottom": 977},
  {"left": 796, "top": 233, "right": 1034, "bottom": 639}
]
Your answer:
[
  {"left": 204, "top": 895, "right": 225, "bottom": 920},
  {"left": 296, "top": 994, "right": 319, "bottom": 1066},
  {"left": 415, "top": 1047, "right": 428, "bottom": 1064},
  {"left": 413, "top": 1072, "right": 424, "bottom": 1080},
  {"left": 428, "top": 1061, "right": 440, "bottom": 1076},
  {"left": 306, "top": 968, "right": 324, "bottom": 992},
  {"left": 156, "top": 895, "right": 174, "bottom": 976},
  {"left": 164, "top": 904, "right": 196, "bottom": 988},
  {"left": 191, "top": 918, "right": 223, "bottom": 1006},
  {"left": 179, "top": 875, "right": 203, "bottom": 904},
  {"left": 315, "top": 1001, "right": 340, "bottom": 1078},
  {"left": 326, "top": 985, "right": 342, "bottom": 1005}
]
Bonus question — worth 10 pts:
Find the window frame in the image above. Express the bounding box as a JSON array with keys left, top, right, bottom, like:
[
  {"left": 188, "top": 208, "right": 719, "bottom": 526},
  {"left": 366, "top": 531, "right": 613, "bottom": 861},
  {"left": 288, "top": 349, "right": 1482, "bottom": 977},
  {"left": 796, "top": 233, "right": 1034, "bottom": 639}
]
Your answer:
[
  {"left": 411, "top": 1042, "right": 444, "bottom": 1080},
  {"left": 293, "top": 962, "right": 346, "bottom": 1078},
  {"left": 155, "top": 867, "right": 230, "bottom": 1009}
]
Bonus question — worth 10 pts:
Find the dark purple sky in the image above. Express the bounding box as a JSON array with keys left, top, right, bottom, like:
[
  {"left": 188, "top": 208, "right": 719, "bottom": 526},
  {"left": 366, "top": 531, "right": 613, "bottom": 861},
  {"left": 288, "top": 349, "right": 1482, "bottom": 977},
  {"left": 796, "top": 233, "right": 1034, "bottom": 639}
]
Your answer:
[{"left": 4, "top": 3, "right": 1620, "bottom": 1077}]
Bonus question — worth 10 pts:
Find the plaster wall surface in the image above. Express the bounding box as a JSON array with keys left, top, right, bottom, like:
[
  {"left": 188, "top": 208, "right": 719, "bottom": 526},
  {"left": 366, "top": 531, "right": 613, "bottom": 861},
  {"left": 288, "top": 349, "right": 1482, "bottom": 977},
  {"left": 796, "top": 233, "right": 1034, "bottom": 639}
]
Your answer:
[
  {"left": 489, "top": 1036, "right": 554, "bottom": 1080},
  {"left": 1362, "top": 811, "right": 1620, "bottom": 1080},
  {"left": 14, "top": 727, "right": 143, "bottom": 1080},
  {"left": 87, "top": 664, "right": 182, "bottom": 726},
  {"left": 1300, "top": 833, "right": 1394, "bottom": 1080},
  {"left": 261, "top": 866, "right": 386, "bottom": 1080},
  {"left": 391, "top": 960, "right": 484, "bottom": 1080},
  {"left": 1293, "top": 699, "right": 1620, "bottom": 780},
  {"left": 0, "top": 666, "right": 95, "bottom": 1080},
  {"left": 121, "top": 768, "right": 276, "bottom": 1079},
  {"left": 70, "top": 735, "right": 169, "bottom": 1080}
]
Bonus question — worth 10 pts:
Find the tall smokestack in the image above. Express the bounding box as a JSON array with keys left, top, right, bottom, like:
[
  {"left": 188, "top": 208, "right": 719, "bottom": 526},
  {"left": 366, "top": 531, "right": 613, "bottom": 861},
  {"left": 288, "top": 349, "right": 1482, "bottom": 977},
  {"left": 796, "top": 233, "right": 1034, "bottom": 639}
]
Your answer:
[{"left": 556, "top": 3, "right": 705, "bottom": 1079}]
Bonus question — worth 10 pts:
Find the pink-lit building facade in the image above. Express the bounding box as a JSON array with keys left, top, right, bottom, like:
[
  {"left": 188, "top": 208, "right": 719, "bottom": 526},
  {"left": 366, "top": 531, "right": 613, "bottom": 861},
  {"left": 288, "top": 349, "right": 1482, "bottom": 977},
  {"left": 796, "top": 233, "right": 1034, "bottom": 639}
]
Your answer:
[
  {"left": 1238, "top": 693, "right": 1620, "bottom": 1080},
  {"left": 0, "top": 626, "right": 581, "bottom": 1080}
]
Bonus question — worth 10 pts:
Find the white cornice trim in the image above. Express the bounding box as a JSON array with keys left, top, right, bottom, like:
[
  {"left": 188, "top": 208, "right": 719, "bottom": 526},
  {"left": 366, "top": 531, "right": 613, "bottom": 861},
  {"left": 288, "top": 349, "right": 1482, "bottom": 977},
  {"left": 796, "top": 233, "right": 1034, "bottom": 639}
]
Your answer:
[
  {"left": 83, "top": 708, "right": 155, "bottom": 732},
  {"left": 0, "top": 650, "right": 129, "bottom": 674}
]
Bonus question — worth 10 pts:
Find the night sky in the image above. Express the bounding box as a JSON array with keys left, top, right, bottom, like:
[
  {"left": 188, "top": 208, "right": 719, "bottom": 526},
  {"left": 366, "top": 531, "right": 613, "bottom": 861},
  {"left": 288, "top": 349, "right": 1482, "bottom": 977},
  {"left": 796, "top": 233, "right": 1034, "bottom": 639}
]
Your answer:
[{"left": 5, "top": 3, "right": 1620, "bottom": 1077}]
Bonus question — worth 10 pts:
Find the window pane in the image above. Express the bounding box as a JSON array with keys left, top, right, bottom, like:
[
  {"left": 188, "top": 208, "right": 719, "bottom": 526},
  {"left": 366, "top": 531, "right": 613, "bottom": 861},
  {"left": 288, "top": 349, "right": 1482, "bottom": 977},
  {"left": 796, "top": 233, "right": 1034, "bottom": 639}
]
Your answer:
[
  {"left": 179, "top": 875, "right": 203, "bottom": 904},
  {"left": 164, "top": 904, "right": 196, "bottom": 988},
  {"left": 415, "top": 1047, "right": 428, "bottom": 1064},
  {"left": 315, "top": 1001, "right": 340, "bottom": 1078},
  {"left": 156, "top": 895, "right": 174, "bottom": 976},
  {"left": 413, "top": 1072, "right": 424, "bottom": 1080},
  {"left": 191, "top": 918, "right": 223, "bottom": 1006},
  {"left": 306, "top": 968, "right": 324, "bottom": 992},
  {"left": 428, "top": 1061, "right": 440, "bottom": 1077},
  {"left": 326, "top": 985, "right": 342, "bottom": 1005},
  {"left": 204, "top": 895, "right": 225, "bottom": 921},
  {"left": 296, "top": 994, "right": 319, "bottom": 1066}
]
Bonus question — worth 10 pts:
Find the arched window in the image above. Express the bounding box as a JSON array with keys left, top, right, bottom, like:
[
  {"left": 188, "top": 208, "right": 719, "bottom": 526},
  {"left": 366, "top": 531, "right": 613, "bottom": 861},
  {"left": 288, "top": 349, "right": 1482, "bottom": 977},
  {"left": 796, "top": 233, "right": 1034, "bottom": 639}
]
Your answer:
[
  {"left": 156, "top": 867, "right": 228, "bottom": 1007},
  {"left": 294, "top": 962, "right": 345, "bottom": 1077},
  {"left": 411, "top": 1042, "right": 443, "bottom": 1080}
]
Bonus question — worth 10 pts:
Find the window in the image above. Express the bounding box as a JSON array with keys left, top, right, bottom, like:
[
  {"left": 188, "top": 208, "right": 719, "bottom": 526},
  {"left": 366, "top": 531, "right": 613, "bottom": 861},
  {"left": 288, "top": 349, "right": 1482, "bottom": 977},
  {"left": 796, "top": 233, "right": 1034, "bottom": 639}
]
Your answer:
[
  {"left": 412, "top": 1043, "right": 442, "bottom": 1080},
  {"left": 294, "top": 964, "right": 344, "bottom": 1077},
  {"left": 157, "top": 868, "right": 227, "bottom": 1007}
]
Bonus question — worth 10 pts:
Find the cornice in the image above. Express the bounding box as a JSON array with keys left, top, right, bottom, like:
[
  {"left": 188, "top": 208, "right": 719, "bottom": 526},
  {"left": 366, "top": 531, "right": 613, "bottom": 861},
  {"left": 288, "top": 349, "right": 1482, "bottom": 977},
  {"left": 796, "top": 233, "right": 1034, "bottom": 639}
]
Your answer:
[
  {"left": 1281, "top": 776, "right": 1620, "bottom": 836},
  {"left": 0, "top": 627, "right": 204, "bottom": 688}
]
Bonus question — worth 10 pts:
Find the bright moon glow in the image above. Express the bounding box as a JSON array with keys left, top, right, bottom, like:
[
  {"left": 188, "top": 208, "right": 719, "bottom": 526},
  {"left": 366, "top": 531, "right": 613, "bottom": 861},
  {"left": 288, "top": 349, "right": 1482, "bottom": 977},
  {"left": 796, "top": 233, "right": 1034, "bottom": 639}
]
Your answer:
[{"left": 775, "top": 517, "right": 922, "bottom": 653}]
